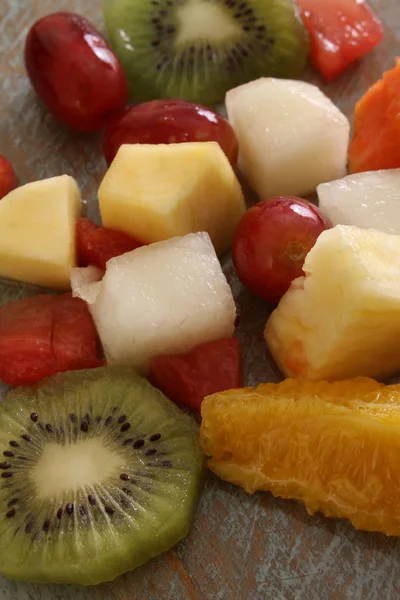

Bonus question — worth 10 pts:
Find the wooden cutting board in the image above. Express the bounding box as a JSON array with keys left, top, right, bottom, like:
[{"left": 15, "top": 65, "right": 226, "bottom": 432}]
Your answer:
[{"left": 0, "top": 0, "right": 399, "bottom": 598}]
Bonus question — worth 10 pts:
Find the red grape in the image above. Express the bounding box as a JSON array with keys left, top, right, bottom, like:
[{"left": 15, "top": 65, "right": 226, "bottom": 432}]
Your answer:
[
  {"left": 103, "top": 100, "right": 238, "bottom": 166},
  {"left": 24, "top": 12, "right": 128, "bottom": 131},
  {"left": 232, "top": 197, "right": 330, "bottom": 304},
  {"left": 0, "top": 155, "right": 18, "bottom": 200}
]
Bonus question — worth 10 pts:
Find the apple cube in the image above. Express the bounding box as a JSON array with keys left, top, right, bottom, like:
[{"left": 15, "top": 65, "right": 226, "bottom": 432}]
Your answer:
[
  {"left": 226, "top": 78, "right": 350, "bottom": 199},
  {"left": 71, "top": 232, "right": 236, "bottom": 374},
  {"left": 0, "top": 175, "right": 81, "bottom": 289},
  {"left": 98, "top": 142, "right": 245, "bottom": 255},
  {"left": 318, "top": 169, "right": 400, "bottom": 234}
]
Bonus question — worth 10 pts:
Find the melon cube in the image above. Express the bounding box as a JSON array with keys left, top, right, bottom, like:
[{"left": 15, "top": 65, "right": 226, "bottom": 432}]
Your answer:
[
  {"left": 318, "top": 169, "right": 400, "bottom": 234},
  {"left": 98, "top": 142, "right": 245, "bottom": 255},
  {"left": 226, "top": 78, "right": 350, "bottom": 199},
  {"left": 0, "top": 175, "right": 81, "bottom": 289},
  {"left": 71, "top": 232, "right": 236, "bottom": 374}
]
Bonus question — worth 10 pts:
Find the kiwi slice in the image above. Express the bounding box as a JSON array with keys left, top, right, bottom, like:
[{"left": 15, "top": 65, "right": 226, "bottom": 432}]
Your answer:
[
  {"left": 0, "top": 366, "right": 204, "bottom": 586},
  {"left": 103, "top": 0, "right": 310, "bottom": 106}
]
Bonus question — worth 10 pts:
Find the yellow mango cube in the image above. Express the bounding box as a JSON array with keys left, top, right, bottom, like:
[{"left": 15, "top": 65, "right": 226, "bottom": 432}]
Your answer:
[
  {"left": 0, "top": 175, "right": 81, "bottom": 290},
  {"left": 98, "top": 142, "right": 246, "bottom": 255}
]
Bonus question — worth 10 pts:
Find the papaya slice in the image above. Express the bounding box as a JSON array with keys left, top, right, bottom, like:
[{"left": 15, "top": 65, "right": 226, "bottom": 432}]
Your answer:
[{"left": 349, "top": 59, "right": 400, "bottom": 174}]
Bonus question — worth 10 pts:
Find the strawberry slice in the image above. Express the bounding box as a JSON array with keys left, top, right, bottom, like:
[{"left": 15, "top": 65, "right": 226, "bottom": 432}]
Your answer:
[
  {"left": 0, "top": 294, "right": 103, "bottom": 387},
  {"left": 295, "top": 0, "right": 383, "bottom": 82},
  {"left": 76, "top": 218, "right": 143, "bottom": 270},
  {"left": 149, "top": 338, "right": 242, "bottom": 412}
]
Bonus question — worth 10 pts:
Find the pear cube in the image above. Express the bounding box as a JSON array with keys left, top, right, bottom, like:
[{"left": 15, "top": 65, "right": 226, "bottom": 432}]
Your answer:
[
  {"left": 318, "top": 169, "right": 400, "bottom": 234},
  {"left": 72, "top": 232, "right": 236, "bottom": 374},
  {"left": 226, "top": 78, "right": 350, "bottom": 199}
]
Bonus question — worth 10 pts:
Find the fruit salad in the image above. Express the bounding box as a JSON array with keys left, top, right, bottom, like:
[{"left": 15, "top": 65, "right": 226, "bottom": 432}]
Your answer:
[{"left": 2, "top": 0, "right": 400, "bottom": 590}]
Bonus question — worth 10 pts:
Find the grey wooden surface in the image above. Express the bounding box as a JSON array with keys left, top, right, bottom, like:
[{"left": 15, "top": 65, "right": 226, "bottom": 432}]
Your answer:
[{"left": 1, "top": 0, "right": 400, "bottom": 598}]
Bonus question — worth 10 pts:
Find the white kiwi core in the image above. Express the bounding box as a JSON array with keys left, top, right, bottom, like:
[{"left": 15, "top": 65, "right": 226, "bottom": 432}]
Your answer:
[
  {"left": 32, "top": 439, "right": 124, "bottom": 499},
  {"left": 176, "top": 0, "right": 242, "bottom": 46}
]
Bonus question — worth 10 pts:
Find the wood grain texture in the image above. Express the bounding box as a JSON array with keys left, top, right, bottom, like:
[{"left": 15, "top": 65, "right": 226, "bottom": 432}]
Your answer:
[{"left": 1, "top": 1, "right": 400, "bottom": 598}]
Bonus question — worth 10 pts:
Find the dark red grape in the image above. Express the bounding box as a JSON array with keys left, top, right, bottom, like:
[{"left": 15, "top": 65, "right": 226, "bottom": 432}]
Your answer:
[
  {"left": 24, "top": 12, "right": 128, "bottom": 131},
  {"left": 232, "top": 197, "right": 331, "bottom": 304},
  {"left": 103, "top": 99, "right": 238, "bottom": 166}
]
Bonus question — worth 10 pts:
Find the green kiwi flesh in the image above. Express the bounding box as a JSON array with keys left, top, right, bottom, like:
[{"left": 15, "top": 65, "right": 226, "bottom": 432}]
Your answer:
[
  {"left": 0, "top": 366, "right": 204, "bottom": 585},
  {"left": 103, "top": 0, "right": 310, "bottom": 106}
]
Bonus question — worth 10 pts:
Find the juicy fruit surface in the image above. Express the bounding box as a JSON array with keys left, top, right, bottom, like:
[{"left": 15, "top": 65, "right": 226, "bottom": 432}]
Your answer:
[
  {"left": 232, "top": 197, "right": 330, "bottom": 304},
  {"left": 295, "top": 0, "right": 383, "bottom": 82},
  {"left": 265, "top": 225, "right": 400, "bottom": 381},
  {"left": 349, "top": 59, "right": 400, "bottom": 174},
  {"left": 0, "top": 294, "right": 102, "bottom": 386},
  {"left": 150, "top": 337, "right": 242, "bottom": 412},
  {"left": 0, "top": 175, "right": 81, "bottom": 290},
  {"left": 200, "top": 378, "right": 400, "bottom": 535},
  {"left": 226, "top": 78, "right": 350, "bottom": 199},
  {"left": 317, "top": 170, "right": 400, "bottom": 235},
  {"left": 72, "top": 233, "right": 236, "bottom": 374},
  {"left": 98, "top": 142, "right": 245, "bottom": 256},
  {"left": 103, "top": 100, "right": 239, "bottom": 167},
  {"left": 0, "top": 367, "right": 204, "bottom": 585},
  {"left": 76, "top": 218, "right": 143, "bottom": 270},
  {"left": 0, "top": 155, "right": 18, "bottom": 200},
  {"left": 103, "top": 0, "right": 309, "bottom": 106},
  {"left": 25, "top": 12, "right": 128, "bottom": 131}
]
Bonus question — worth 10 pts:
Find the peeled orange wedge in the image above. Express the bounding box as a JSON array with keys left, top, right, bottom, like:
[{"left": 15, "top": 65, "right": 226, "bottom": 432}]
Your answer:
[{"left": 200, "top": 378, "right": 400, "bottom": 536}]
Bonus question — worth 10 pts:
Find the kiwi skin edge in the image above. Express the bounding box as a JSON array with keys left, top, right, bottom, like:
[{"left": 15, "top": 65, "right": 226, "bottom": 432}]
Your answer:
[
  {"left": 103, "top": 0, "right": 310, "bottom": 107},
  {"left": 0, "top": 366, "right": 205, "bottom": 586}
]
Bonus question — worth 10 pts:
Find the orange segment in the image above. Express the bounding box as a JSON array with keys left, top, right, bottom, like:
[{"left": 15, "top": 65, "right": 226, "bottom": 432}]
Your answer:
[
  {"left": 349, "top": 58, "right": 400, "bottom": 173},
  {"left": 200, "top": 378, "right": 400, "bottom": 536}
]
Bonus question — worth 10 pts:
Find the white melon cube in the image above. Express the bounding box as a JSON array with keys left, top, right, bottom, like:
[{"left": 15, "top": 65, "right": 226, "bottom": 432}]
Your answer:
[
  {"left": 226, "top": 78, "right": 350, "bottom": 199},
  {"left": 71, "top": 233, "right": 236, "bottom": 374},
  {"left": 318, "top": 169, "right": 400, "bottom": 234}
]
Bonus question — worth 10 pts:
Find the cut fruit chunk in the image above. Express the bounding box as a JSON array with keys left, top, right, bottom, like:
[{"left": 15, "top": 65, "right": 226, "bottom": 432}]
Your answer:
[
  {"left": 265, "top": 225, "right": 400, "bottom": 381},
  {"left": 103, "top": 0, "right": 309, "bottom": 106},
  {"left": 72, "top": 233, "right": 236, "bottom": 374},
  {"left": 0, "top": 366, "right": 204, "bottom": 585},
  {"left": 200, "top": 378, "right": 400, "bottom": 536},
  {"left": 317, "top": 170, "right": 400, "bottom": 235},
  {"left": 295, "top": 0, "right": 383, "bottom": 82},
  {"left": 76, "top": 218, "right": 143, "bottom": 270},
  {"left": 150, "top": 337, "right": 242, "bottom": 412},
  {"left": 0, "top": 293, "right": 103, "bottom": 386},
  {"left": 349, "top": 59, "right": 400, "bottom": 174},
  {"left": 0, "top": 175, "right": 81, "bottom": 289},
  {"left": 98, "top": 142, "right": 245, "bottom": 256},
  {"left": 0, "top": 155, "right": 18, "bottom": 200},
  {"left": 226, "top": 78, "right": 350, "bottom": 199}
]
